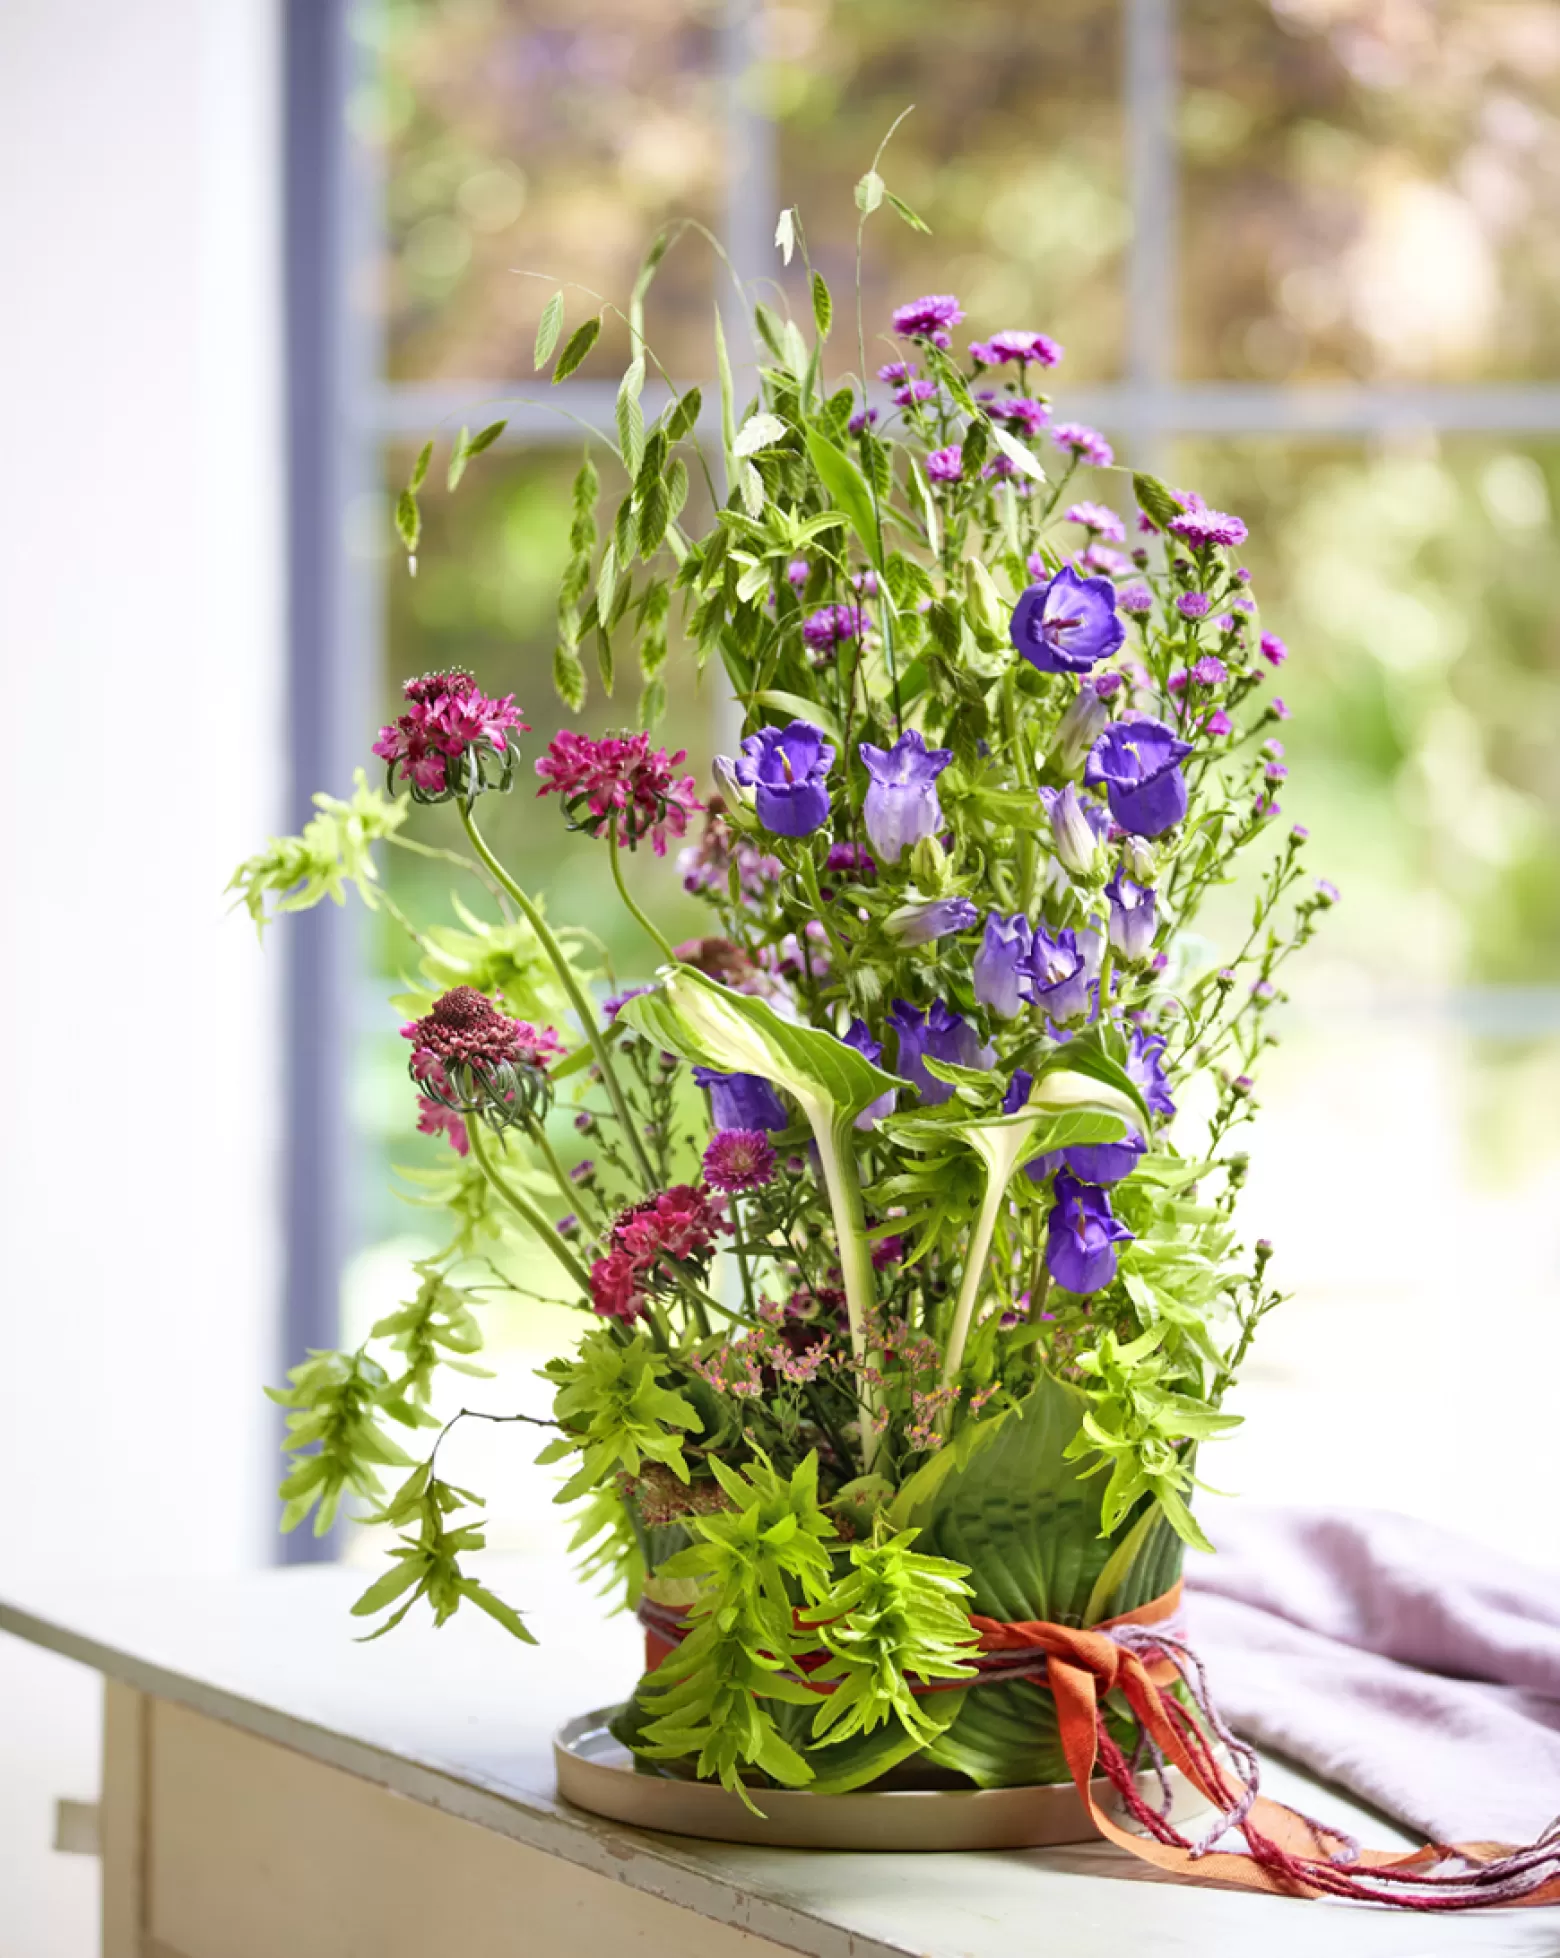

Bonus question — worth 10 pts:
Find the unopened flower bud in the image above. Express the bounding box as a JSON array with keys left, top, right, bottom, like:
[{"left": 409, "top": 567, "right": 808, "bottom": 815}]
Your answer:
[
  {"left": 910, "top": 832, "right": 952, "bottom": 894},
  {"left": 1052, "top": 685, "right": 1109, "bottom": 775},
  {"left": 1122, "top": 835, "right": 1157, "bottom": 883},
  {"left": 711, "top": 753, "right": 757, "bottom": 823},
  {"left": 1042, "top": 782, "right": 1105, "bottom": 879}
]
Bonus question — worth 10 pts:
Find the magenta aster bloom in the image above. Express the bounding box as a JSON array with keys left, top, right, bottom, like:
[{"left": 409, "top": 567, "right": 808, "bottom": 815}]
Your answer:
[
  {"left": 535, "top": 731, "right": 702, "bottom": 856},
  {"left": 1203, "top": 708, "right": 1234, "bottom": 736},
  {"left": 1051, "top": 422, "right": 1114, "bottom": 468},
  {"left": 703, "top": 1128, "right": 777, "bottom": 1194},
  {"left": 1066, "top": 501, "right": 1126, "bottom": 542},
  {"left": 1045, "top": 1169, "right": 1134, "bottom": 1293},
  {"left": 877, "top": 360, "right": 917, "bottom": 383},
  {"left": 1010, "top": 564, "right": 1126, "bottom": 675},
  {"left": 925, "top": 445, "right": 964, "bottom": 483},
  {"left": 1118, "top": 582, "right": 1154, "bottom": 615},
  {"left": 1192, "top": 655, "right": 1228, "bottom": 686},
  {"left": 859, "top": 727, "right": 953, "bottom": 863},
  {"left": 1077, "top": 544, "right": 1133, "bottom": 578},
  {"left": 894, "top": 379, "right": 938, "bottom": 407},
  {"left": 969, "top": 329, "right": 1062, "bottom": 368},
  {"left": 727, "top": 719, "right": 835, "bottom": 836},
  {"left": 802, "top": 603, "right": 868, "bottom": 650},
  {"left": 1168, "top": 506, "right": 1249, "bottom": 550},
  {"left": 785, "top": 557, "right": 810, "bottom": 589},
  {"left": 373, "top": 669, "right": 529, "bottom": 803},
  {"left": 1261, "top": 632, "right": 1289, "bottom": 667},
  {"left": 1177, "top": 592, "right": 1211, "bottom": 619},
  {"left": 984, "top": 394, "right": 1050, "bottom": 440},
  {"left": 892, "top": 294, "right": 964, "bottom": 337},
  {"left": 848, "top": 406, "right": 878, "bottom": 434},
  {"left": 1086, "top": 719, "right": 1193, "bottom": 837}
]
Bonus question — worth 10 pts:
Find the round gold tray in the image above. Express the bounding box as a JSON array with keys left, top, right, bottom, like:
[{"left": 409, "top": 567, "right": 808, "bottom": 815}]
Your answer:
[{"left": 555, "top": 1706, "right": 1211, "bottom": 1851}]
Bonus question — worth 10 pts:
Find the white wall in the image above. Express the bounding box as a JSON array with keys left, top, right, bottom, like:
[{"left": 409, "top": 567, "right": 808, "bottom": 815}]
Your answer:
[{"left": 0, "top": 4, "right": 283, "bottom": 1949}]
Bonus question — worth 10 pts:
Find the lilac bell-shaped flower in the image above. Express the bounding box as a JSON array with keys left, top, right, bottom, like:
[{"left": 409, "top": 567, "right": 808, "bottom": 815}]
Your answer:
[
  {"left": 1126, "top": 1027, "right": 1176, "bottom": 1119},
  {"left": 1085, "top": 719, "right": 1193, "bottom": 837},
  {"left": 691, "top": 1067, "right": 789, "bottom": 1133},
  {"left": 1023, "top": 927, "right": 1092, "bottom": 1026},
  {"left": 1106, "top": 868, "right": 1158, "bottom": 964},
  {"left": 727, "top": 720, "right": 835, "bottom": 837},
  {"left": 1040, "top": 782, "right": 1107, "bottom": 878},
  {"left": 887, "top": 1000, "right": 996, "bottom": 1105},
  {"left": 885, "top": 896, "right": 979, "bottom": 946},
  {"left": 858, "top": 729, "right": 953, "bottom": 864},
  {"left": 1009, "top": 564, "right": 1126, "bottom": 676},
  {"left": 974, "top": 912, "right": 1033, "bottom": 1019},
  {"left": 843, "top": 1019, "right": 898, "bottom": 1129},
  {"left": 1045, "top": 1168, "right": 1134, "bottom": 1293}
]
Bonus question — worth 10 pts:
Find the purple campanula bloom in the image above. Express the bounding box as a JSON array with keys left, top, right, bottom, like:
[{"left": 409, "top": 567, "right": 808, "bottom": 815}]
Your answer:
[
  {"left": 692, "top": 1067, "right": 790, "bottom": 1133},
  {"left": 858, "top": 728, "right": 953, "bottom": 864},
  {"left": 886, "top": 896, "right": 979, "bottom": 945},
  {"left": 1027, "top": 1133, "right": 1146, "bottom": 1187},
  {"left": 1039, "top": 782, "right": 1108, "bottom": 877},
  {"left": 843, "top": 1018, "right": 898, "bottom": 1129},
  {"left": 1010, "top": 565, "right": 1126, "bottom": 677},
  {"left": 1002, "top": 1068, "right": 1034, "bottom": 1114},
  {"left": 1106, "top": 868, "right": 1158, "bottom": 964},
  {"left": 974, "top": 911, "right": 1033, "bottom": 1019},
  {"left": 1045, "top": 1169, "right": 1134, "bottom": 1293},
  {"left": 925, "top": 445, "right": 963, "bottom": 483},
  {"left": 969, "top": 329, "right": 1062, "bottom": 369},
  {"left": 731, "top": 720, "right": 834, "bottom": 836},
  {"left": 1085, "top": 719, "right": 1193, "bottom": 837},
  {"left": 1125, "top": 1027, "right": 1176, "bottom": 1120},
  {"left": 888, "top": 999, "right": 996, "bottom": 1105},
  {"left": 1053, "top": 683, "right": 1110, "bottom": 775},
  {"left": 1022, "top": 926, "right": 1092, "bottom": 1027},
  {"left": 892, "top": 294, "right": 964, "bottom": 337}
]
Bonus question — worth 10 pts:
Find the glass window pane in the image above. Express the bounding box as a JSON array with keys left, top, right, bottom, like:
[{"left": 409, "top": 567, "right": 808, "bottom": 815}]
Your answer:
[
  {"left": 773, "top": 0, "right": 1126, "bottom": 382},
  {"left": 376, "top": 0, "right": 726, "bottom": 382},
  {"left": 1180, "top": 1, "right": 1560, "bottom": 380}
]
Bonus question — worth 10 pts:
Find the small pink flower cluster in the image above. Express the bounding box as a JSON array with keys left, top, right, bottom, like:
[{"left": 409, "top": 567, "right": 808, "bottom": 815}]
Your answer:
[
  {"left": 535, "top": 730, "right": 702, "bottom": 856},
  {"left": 690, "top": 1295, "right": 836, "bottom": 1398},
  {"left": 373, "top": 669, "right": 528, "bottom": 797},
  {"left": 589, "top": 1183, "right": 726, "bottom": 1322}
]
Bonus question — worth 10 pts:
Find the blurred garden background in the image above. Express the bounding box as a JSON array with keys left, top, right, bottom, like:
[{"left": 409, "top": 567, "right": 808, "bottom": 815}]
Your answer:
[{"left": 339, "top": 0, "right": 1560, "bottom": 1574}]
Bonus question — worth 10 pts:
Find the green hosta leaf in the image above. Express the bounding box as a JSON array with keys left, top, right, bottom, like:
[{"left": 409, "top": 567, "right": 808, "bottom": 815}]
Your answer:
[
  {"left": 619, "top": 967, "right": 900, "bottom": 1128},
  {"left": 552, "top": 315, "right": 601, "bottom": 383},
  {"left": 534, "top": 290, "right": 565, "bottom": 369}
]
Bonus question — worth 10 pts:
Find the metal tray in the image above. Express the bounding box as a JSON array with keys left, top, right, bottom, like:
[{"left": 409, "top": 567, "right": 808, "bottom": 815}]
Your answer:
[{"left": 555, "top": 1706, "right": 1212, "bottom": 1852}]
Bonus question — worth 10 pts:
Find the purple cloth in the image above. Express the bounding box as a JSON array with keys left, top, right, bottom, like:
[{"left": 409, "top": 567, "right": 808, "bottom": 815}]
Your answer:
[{"left": 1185, "top": 1505, "right": 1560, "bottom": 1844}]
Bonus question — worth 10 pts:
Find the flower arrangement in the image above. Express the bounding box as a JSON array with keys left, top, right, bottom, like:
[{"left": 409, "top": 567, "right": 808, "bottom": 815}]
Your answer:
[{"left": 234, "top": 169, "right": 1339, "bottom": 1811}]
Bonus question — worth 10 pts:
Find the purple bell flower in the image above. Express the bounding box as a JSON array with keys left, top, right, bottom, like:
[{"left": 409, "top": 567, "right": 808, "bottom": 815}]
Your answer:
[
  {"left": 691, "top": 1067, "right": 789, "bottom": 1133},
  {"left": 885, "top": 896, "right": 979, "bottom": 946},
  {"left": 1045, "top": 1168, "right": 1134, "bottom": 1293},
  {"left": 1022, "top": 926, "right": 1092, "bottom": 1027},
  {"left": 974, "top": 912, "right": 1033, "bottom": 1019},
  {"left": 1040, "top": 782, "right": 1108, "bottom": 877},
  {"left": 1126, "top": 1027, "right": 1176, "bottom": 1120},
  {"left": 1106, "top": 868, "right": 1158, "bottom": 964},
  {"left": 888, "top": 1000, "right": 996, "bottom": 1105},
  {"left": 1002, "top": 1068, "right": 1034, "bottom": 1114},
  {"left": 1026, "top": 1132, "right": 1146, "bottom": 1187},
  {"left": 858, "top": 729, "right": 953, "bottom": 864},
  {"left": 1009, "top": 565, "right": 1126, "bottom": 676},
  {"left": 842, "top": 1019, "right": 898, "bottom": 1129},
  {"left": 729, "top": 720, "right": 835, "bottom": 837},
  {"left": 1086, "top": 719, "right": 1193, "bottom": 837}
]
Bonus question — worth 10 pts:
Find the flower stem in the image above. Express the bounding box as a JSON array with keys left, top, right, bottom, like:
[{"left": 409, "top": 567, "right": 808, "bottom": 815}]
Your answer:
[
  {"left": 465, "top": 1119, "right": 594, "bottom": 1297},
  {"left": 608, "top": 816, "right": 680, "bottom": 965},
  {"left": 460, "top": 807, "right": 656, "bottom": 1187},
  {"left": 808, "top": 1109, "right": 881, "bottom": 1470},
  {"left": 940, "top": 1171, "right": 1006, "bottom": 1392}
]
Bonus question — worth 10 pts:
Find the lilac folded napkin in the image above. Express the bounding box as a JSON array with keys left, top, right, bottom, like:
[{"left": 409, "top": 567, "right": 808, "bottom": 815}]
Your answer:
[{"left": 1183, "top": 1505, "right": 1560, "bottom": 1845}]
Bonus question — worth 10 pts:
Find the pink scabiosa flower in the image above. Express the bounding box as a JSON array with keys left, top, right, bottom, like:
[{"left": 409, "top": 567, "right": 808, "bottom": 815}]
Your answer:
[
  {"left": 1051, "top": 422, "right": 1114, "bottom": 468},
  {"left": 1168, "top": 505, "right": 1249, "bottom": 550},
  {"left": 401, "top": 986, "right": 564, "bottom": 1131},
  {"left": 1066, "top": 501, "right": 1126, "bottom": 542},
  {"left": 416, "top": 1083, "right": 469, "bottom": 1156},
  {"left": 373, "top": 669, "right": 529, "bottom": 804},
  {"left": 969, "top": 329, "right": 1063, "bottom": 369},
  {"left": 892, "top": 293, "right": 964, "bottom": 338},
  {"left": 703, "top": 1128, "right": 777, "bottom": 1194},
  {"left": 535, "top": 730, "right": 702, "bottom": 856}
]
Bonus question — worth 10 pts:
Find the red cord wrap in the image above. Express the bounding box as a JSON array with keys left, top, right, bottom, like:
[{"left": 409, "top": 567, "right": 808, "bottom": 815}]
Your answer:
[{"left": 638, "top": 1584, "right": 1560, "bottom": 1910}]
